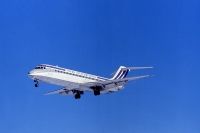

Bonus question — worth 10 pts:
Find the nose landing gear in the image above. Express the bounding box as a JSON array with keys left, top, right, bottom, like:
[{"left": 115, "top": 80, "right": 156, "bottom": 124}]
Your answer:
[{"left": 34, "top": 79, "right": 39, "bottom": 87}]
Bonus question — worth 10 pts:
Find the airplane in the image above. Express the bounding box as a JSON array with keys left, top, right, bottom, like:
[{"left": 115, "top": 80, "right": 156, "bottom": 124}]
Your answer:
[{"left": 28, "top": 64, "right": 152, "bottom": 99}]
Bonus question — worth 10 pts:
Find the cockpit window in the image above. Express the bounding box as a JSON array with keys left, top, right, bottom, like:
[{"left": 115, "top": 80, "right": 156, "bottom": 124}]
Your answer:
[{"left": 35, "top": 66, "right": 46, "bottom": 69}]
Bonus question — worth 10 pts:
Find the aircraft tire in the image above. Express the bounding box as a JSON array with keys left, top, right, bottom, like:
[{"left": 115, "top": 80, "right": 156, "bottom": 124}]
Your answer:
[
  {"left": 94, "top": 90, "right": 100, "bottom": 96},
  {"left": 75, "top": 93, "right": 81, "bottom": 99},
  {"left": 35, "top": 84, "right": 38, "bottom": 87}
]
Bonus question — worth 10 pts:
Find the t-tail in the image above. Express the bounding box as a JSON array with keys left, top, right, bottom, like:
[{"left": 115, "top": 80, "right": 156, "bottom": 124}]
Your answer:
[{"left": 111, "top": 66, "right": 153, "bottom": 80}]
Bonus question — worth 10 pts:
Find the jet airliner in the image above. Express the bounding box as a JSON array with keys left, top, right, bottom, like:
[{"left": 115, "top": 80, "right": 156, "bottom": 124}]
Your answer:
[{"left": 28, "top": 64, "right": 152, "bottom": 99}]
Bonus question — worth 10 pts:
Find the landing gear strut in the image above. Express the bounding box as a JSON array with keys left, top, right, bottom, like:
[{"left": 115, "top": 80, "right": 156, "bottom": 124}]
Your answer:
[{"left": 34, "top": 79, "right": 39, "bottom": 87}]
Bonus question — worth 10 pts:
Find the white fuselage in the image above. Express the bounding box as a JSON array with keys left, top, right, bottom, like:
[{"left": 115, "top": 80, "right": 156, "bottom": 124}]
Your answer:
[{"left": 28, "top": 64, "right": 123, "bottom": 92}]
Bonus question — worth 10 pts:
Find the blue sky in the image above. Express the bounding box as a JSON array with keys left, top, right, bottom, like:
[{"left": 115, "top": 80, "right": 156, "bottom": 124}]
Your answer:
[{"left": 0, "top": 0, "right": 200, "bottom": 133}]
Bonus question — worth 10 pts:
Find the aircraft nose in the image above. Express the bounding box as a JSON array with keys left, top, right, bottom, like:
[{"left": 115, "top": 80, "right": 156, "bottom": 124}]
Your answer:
[
  {"left": 28, "top": 70, "right": 39, "bottom": 77},
  {"left": 28, "top": 71, "right": 34, "bottom": 76},
  {"left": 28, "top": 71, "right": 32, "bottom": 77},
  {"left": 28, "top": 71, "right": 35, "bottom": 79}
]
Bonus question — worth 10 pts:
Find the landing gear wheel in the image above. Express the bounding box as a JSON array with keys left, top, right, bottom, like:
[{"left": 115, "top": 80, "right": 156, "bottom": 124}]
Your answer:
[
  {"left": 94, "top": 90, "right": 100, "bottom": 96},
  {"left": 35, "top": 83, "right": 38, "bottom": 87},
  {"left": 34, "top": 80, "right": 39, "bottom": 87},
  {"left": 75, "top": 93, "right": 81, "bottom": 99}
]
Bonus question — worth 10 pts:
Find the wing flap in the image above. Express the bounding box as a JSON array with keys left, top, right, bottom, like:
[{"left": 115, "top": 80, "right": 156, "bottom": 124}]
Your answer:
[{"left": 45, "top": 87, "right": 73, "bottom": 95}]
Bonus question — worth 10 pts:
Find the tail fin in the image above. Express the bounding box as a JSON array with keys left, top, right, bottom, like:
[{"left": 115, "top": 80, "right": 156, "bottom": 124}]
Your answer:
[
  {"left": 111, "top": 66, "right": 129, "bottom": 80},
  {"left": 111, "top": 66, "right": 153, "bottom": 80}
]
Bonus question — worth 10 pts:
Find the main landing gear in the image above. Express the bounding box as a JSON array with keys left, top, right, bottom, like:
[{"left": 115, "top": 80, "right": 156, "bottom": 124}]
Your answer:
[
  {"left": 91, "top": 86, "right": 102, "bottom": 96},
  {"left": 34, "top": 79, "right": 39, "bottom": 87},
  {"left": 75, "top": 93, "right": 81, "bottom": 99},
  {"left": 74, "top": 91, "right": 84, "bottom": 99},
  {"left": 94, "top": 90, "right": 100, "bottom": 96}
]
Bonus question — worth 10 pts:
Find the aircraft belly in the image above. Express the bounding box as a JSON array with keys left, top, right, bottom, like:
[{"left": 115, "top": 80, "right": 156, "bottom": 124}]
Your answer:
[{"left": 36, "top": 72, "right": 93, "bottom": 88}]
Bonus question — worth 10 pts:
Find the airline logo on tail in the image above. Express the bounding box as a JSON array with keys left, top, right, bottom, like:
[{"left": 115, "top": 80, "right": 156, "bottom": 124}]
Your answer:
[{"left": 112, "top": 66, "right": 129, "bottom": 80}]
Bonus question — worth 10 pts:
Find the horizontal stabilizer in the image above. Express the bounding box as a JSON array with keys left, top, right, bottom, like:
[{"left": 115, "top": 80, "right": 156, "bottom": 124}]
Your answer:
[{"left": 122, "top": 66, "right": 153, "bottom": 70}]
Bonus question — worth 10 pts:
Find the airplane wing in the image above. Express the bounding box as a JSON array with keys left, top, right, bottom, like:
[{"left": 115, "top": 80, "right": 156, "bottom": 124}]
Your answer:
[
  {"left": 83, "top": 75, "right": 151, "bottom": 89},
  {"left": 45, "top": 87, "right": 74, "bottom": 95},
  {"left": 80, "top": 75, "right": 151, "bottom": 94},
  {"left": 102, "top": 75, "right": 151, "bottom": 85},
  {"left": 45, "top": 75, "right": 151, "bottom": 96}
]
